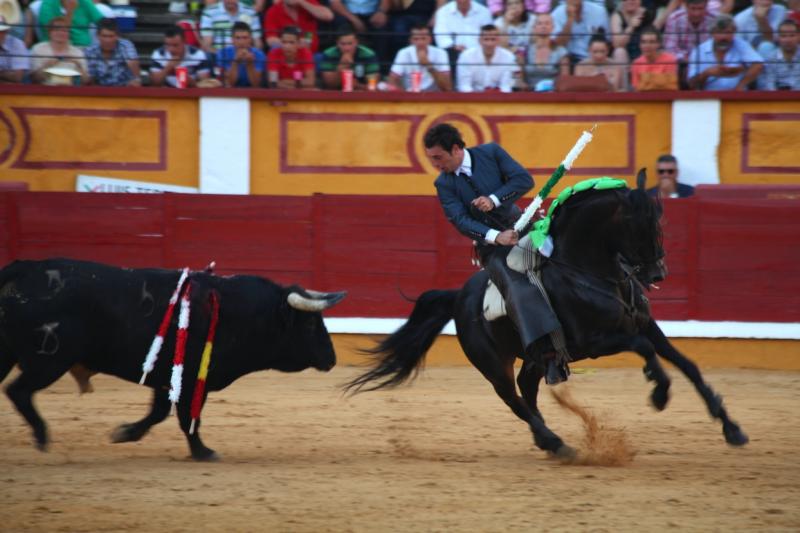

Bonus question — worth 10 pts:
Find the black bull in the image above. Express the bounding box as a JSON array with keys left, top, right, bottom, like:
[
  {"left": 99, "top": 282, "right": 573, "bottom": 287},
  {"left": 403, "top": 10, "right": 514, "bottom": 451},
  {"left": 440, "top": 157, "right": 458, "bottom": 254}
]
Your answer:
[{"left": 0, "top": 258, "right": 345, "bottom": 460}]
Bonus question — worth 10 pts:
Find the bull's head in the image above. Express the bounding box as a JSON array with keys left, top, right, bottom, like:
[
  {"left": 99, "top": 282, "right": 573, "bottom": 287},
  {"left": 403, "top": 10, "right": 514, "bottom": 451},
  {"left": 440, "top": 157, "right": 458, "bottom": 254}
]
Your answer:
[{"left": 280, "top": 288, "right": 346, "bottom": 372}]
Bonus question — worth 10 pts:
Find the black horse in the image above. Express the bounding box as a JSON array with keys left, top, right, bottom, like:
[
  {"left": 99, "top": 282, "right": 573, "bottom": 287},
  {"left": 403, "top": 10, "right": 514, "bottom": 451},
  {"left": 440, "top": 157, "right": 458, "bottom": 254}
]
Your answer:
[{"left": 345, "top": 171, "right": 748, "bottom": 459}]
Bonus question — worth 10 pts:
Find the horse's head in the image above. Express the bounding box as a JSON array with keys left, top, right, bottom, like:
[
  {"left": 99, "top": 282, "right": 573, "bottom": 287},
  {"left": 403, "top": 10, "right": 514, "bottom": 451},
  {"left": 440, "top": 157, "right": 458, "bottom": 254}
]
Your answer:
[{"left": 621, "top": 169, "right": 667, "bottom": 286}]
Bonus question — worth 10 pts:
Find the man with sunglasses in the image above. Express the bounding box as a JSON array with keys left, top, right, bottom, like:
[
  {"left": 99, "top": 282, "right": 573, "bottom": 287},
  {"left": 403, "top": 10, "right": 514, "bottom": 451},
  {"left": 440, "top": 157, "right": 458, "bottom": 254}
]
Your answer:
[{"left": 648, "top": 154, "right": 695, "bottom": 199}]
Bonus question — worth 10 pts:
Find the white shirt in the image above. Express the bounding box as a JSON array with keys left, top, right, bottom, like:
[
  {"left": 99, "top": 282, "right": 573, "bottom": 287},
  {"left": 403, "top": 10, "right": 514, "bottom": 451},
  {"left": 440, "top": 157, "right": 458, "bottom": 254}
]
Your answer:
[
  {"left": 457, "top": 149, "right": 502, "bottom": 242},
  {"left": 456, "top": 45, "right": 517, "bottom": 92},
  {"left": 433, "top": 0, "right": 493, "bottom": 50},
  {"left": 390, "top": 44, "right": 450, "bottom": 91}
]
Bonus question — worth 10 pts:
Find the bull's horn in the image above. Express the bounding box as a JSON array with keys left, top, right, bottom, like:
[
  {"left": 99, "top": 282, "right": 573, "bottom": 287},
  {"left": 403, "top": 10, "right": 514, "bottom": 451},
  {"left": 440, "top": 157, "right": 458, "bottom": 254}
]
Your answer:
[{"left": 287, "top": 291, "right": 346, "bottom": 312}]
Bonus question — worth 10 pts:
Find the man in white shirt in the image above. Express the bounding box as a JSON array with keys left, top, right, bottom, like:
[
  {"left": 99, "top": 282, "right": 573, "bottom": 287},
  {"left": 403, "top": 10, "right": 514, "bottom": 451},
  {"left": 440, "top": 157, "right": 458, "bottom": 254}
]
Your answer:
[
  {"left": 433, "top": 0, "right": 492, "bottom": 52},
  {"left": 733, "top": 0, "right": 787, "bottom": 58},
  {"left": 389, "top": 24, "right": 452, "bottom": 91},
  {"left": 456, "top": 24, "right": 517, "bottom": 92}
]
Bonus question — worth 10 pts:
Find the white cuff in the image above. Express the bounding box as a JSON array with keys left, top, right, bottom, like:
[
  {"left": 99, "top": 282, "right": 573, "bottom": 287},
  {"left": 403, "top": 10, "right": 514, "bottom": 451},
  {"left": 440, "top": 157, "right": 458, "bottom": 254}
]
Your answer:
[
  {"left": 489, "top": 194, "right": 500, "bottom": 207},
  {"left": 485, "top": 229, "right": 500, "bottom": 243}
]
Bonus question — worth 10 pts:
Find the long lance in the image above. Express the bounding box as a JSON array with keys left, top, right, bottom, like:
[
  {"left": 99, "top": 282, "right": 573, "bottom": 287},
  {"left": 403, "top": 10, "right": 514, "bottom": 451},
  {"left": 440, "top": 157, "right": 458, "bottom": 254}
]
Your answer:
[{"left": 513, "top": 124, "right": 597, "bottom": 234}]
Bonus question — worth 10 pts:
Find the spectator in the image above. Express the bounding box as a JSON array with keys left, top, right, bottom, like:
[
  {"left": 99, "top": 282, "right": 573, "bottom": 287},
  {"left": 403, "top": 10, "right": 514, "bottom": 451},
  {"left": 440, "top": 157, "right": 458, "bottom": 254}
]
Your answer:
[
  {"left": 84, "top": 17, "right": 140, "bottom": 86},
  {"left": 216, "top": 20, "right": 265, "bottom": 87},
  {"left": 610, "top": 0, "right": 654, "bottom": 63},
  {"left": 456, "top": 24, "right": 517, "bottom": 92},
  {"left": 39, "top": 0, "right": 103, "bottom": 47},
  {"left": 30, "top": 16, "right": 88, "bottom": 83},
  {"left": 648, "top": 154, "right": 694, "bottom": 199},
  {"left": 488, "top": 0, "right": 549, "bottom": 16},
  {"left": 687, "top": 14, "right": 763, "bottom": 90},
  {"left": 789, "top": 0, "right": 800, "bottom": 27},
  {"left": 320, "top": 24, "right": 379, "bottom": 89},
  {"left": 88, "top": 0, "right": 113, "bottom": 44},
  {"left": 263, "top": 0, "right": 333, "bottom": 53},
  {"left": 551, "top": 0, "right": 610, "bottom": 64},
  {"left": 574, "top": 32, "right": 626, "bottom": 90},
  {"left": 204, "top": 0, "right": 265, "bottom": 11},
  {"left": 329, "top": 0, "right": 390, "bottom": 65},
  {"left": 200, "top": 0, "right": 262, "bottom": 54},
  {"left": 267, "top": 25, "right": 315, "bottom": 88},
  {"left": 150, "top": 25, "right": 211, "bottom": 87},
  {"left": 662, "top": 0, "right": 715, "bottom": 63},
  {"left": 759, "top": 19, "right": 800, "bottom": 90},
  {"left": 388, "top": 22, "right": 452, "bottom": 91},
  {"left": 0, "top": 0, "right": 23, "bottom": 41},
  {"left": 630, "top": 25, "right": 678, "bottom": 89},
  {"left": 433, "top": 0, "right": 492, "bottom": 54},
  {"left": 493, "top": 0, "right": 534, "bottom": 55},
  {"left": 0, "top": 14, "right": 29, "bottom": 83},
  {"left": 733, "top": 0, "right": 786, "bottom": 58},
  {"left": 384, "top": 0, "right": 438, "bottom": 63},
  {"left": 524, "top": 12, "right": 570, "bottom": 91}
]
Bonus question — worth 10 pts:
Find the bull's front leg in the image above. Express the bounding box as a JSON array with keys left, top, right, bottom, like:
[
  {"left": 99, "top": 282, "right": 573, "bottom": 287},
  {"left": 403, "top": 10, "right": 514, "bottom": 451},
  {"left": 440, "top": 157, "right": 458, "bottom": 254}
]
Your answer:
[
  {"left": 176, "top": 392, "right": 219, "bottom": 461},
  {"left": 111, "top": 389, "right": 171, "bottom": 443}
]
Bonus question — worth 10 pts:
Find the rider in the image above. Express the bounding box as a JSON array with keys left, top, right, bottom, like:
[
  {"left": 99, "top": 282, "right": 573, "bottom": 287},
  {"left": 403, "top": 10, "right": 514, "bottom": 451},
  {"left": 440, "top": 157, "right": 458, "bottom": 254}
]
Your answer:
[{"left": 423, "top": 123, "right": 569, "bottom": 384}]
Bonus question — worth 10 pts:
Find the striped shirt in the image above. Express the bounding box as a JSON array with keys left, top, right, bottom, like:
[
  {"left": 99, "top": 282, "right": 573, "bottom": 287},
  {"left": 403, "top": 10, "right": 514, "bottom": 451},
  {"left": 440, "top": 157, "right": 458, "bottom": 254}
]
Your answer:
[
  {"left": 663, "top": 8, "right": 716, "bottom": 62},
  {"left": 150, "top": 45, "right": 211, "bottom": 87},
  {"left": 200, "top": 3, "right": 262, "bottom": 50},
  {"left": 760, "top": 47, "right": 800, "bottom": 90}
]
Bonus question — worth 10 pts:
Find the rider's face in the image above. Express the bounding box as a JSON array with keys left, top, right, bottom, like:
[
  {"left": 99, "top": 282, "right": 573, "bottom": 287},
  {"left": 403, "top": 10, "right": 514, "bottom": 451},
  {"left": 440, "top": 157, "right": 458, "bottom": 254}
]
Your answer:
[{"left": 425, "top": 144, "right": 464, "bottom": 173}]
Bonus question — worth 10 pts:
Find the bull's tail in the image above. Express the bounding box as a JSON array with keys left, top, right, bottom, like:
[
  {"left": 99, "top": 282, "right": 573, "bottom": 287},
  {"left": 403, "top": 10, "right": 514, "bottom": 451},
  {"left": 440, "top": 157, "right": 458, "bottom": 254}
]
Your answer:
[{"left": 343, "top": 289, "right": 458, "bottom": 394}]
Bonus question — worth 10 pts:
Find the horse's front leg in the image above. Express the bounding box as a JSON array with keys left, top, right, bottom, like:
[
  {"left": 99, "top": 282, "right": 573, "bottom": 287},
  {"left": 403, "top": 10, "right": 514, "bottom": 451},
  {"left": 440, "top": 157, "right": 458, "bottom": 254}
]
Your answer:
[
  {"left": 645, "top": 320, "right": 748, "bottom": 446},
  {"left": 516, "top": 361, "right": 545, "bottom": 423}
]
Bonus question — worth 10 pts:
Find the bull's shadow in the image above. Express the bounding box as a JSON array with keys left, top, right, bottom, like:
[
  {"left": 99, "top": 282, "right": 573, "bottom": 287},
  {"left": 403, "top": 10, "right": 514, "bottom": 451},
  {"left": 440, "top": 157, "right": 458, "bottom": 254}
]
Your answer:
[{"left": 0, "top": 259, "right": 345, "bottom": 460}]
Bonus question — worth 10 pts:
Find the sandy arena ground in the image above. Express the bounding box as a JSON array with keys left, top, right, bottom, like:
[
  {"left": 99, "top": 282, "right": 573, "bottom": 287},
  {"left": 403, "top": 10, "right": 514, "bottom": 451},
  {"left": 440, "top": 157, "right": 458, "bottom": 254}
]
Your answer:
[{"left": 1, "top": 365, "right": 799, "bottom": 532}]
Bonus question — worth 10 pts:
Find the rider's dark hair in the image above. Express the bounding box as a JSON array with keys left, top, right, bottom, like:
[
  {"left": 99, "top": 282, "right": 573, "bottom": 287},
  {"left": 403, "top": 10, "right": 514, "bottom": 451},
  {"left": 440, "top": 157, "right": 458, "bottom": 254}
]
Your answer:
[{"left": 423, "top": 124, "right": 465, "bottom": 152}]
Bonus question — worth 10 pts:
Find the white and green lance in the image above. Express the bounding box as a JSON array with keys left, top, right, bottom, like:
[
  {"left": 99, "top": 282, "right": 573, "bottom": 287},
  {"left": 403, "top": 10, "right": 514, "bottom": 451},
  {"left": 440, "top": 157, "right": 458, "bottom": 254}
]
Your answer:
[{"left": 513, "top": 124, "right": 597, "bottom": 235}]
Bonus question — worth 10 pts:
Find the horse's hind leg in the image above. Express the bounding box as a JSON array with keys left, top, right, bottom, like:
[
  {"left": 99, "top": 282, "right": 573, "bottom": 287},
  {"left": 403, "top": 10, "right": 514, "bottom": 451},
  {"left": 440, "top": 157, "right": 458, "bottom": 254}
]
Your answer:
[
  {"left": 516, "top": 361, "right": 545, "bottom": 423},
  {"left": 5, "top": 359, "right": 73, "bottom": 451},
  {"left": 646, "top": 320, "right": 748, "bottom": 446},
  {"left": 111, "top": 389, "right": 171, "bottom": 444}
]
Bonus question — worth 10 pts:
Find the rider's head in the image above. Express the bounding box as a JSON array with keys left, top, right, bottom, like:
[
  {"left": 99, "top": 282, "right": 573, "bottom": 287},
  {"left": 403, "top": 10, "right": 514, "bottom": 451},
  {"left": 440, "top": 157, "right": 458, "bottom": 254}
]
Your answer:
[{"left": 424, "top": 123, "right": 466, "bottom": 174}]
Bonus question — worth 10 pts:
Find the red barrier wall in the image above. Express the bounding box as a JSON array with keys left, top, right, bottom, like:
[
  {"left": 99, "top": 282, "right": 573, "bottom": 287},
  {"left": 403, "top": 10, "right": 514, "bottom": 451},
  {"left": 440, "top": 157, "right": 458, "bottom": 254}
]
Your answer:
[{"left": 1, "top": 190, "right": 798, "bottom": 322}]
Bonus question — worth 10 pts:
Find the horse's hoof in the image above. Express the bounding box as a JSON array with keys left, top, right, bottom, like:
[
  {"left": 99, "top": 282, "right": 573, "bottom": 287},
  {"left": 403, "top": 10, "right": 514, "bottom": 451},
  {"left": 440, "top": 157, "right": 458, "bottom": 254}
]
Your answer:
[
  {"left": 34, "top": 441, "right": 48, "bottom": 452},
  {"left": 192, "top": 449, "right": 220, "bottom": 462},
  {"left": 724, "top": 424, "right": 749, "bottom": 447},
  {"left": 111, "top": 423, "right": 139, "bottom": 443},
  {"left": 650, "top": 385, "right": 670, "bottom": 411},
  {"left": 551, "top": 444, "right": 577, "bottom": 462}
]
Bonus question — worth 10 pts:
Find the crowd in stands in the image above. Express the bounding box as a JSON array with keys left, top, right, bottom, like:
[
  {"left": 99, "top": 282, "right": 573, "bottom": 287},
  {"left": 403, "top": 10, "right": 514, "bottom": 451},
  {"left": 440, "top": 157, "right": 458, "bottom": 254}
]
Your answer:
[{"left": 1, "top": 0, "right": 799, "bottom": 91}]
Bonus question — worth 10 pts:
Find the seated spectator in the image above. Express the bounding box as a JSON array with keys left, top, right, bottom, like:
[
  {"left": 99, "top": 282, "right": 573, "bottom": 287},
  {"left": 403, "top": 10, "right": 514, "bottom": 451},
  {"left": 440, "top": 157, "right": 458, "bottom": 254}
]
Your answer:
[
  {"left": 493, "top": 0, "right": 534, "bottom": 56},
  {"left": 789, "top": 0, "right": 800, "bottom": 27},
  {"left": 320, "top": 24, "right": 379, "bottom": 89},
  {"left": 551, "top": 0, "right": 610, "bottom": 64},
  {"left": 200, "top": 0, "right": 262, "bottom": 54},
  {"left": 759, "top": 19, "right": 800, "bottom": 90},
  {"left": 574, "top": 32, "right": 626, "bottom": 91},
  {"left": 30, "top": 16, "right": 88, "bottom": 84},
  {"left": 0, "top": 14, "right": 29, "bottom": 83},
  {"left": 489, "top": 0, "right": 549, "bottom": 16},
  {"left": 610, "top": 0, "right": 654, "bottom": 64},
  {"left": 329, "top": 0, "right": 390, "bottom": 64},
  {"left": 688, "top": 14, "right": 763, "bottom": 90},
  {"left": 385, "top": 0, "right": 439, "bottom": 63},
  {"left": 267, "top": 25, "right": 315, "bottom": 88},
  {"left": 524, "top": 12, "right": 570, "bottom": 91},
  {"left": 631, "top": 26, "right": 678, "bottom": 90},
  {"left": 733, "top": 0, "right": 786, "bottom": 59},
  {"left": 84, "top": 18, "right": 140, "bottom": 86},
  {"left": 456, "top": 24, "right": 517, "bottom": 92},
  {"left": 150, "top": 25, "right": 211, "bottom": 87},
  {"left": 263, "top": 0, "right": 333, "bottom": 53},
  {"left": 433, "top": 0, "right": 492, "bottom": 57},
  {"left": 204, "top": 0, "right": 265, "bottom": 11},
  {"left": 216, "top": 20, "right": 265, "bottom": 87},
  {"left": 89, "top": 0, "right": 114, "bottom": 44},
  {"left": 39, "top": 0, "right": 103, "bottom": 47},
  {"left": 662, "top": 0, "right": 715, "bottom": 63},
  {"left": 388, "top": 22, "right": 451, "bottom": 91},
  {"left": 648, "top": 154, "right": 694, "bottom": 199}
]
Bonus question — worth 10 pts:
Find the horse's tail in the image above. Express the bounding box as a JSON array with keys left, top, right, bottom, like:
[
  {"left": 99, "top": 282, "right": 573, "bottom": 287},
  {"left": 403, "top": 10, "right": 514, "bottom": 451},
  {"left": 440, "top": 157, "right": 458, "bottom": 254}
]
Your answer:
[
  {"left": 0, "top": 261, "right": 23, "bottom": 384},
  {"left": 343, "top": 289, "right": 458, "bottom": 394}
]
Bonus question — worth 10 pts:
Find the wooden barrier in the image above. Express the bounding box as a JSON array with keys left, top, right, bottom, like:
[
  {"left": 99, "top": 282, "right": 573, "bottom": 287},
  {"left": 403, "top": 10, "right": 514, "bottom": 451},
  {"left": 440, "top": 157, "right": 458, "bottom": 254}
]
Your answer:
[{"left": 0, "top": 188, "right": 798, "bottom": 323}]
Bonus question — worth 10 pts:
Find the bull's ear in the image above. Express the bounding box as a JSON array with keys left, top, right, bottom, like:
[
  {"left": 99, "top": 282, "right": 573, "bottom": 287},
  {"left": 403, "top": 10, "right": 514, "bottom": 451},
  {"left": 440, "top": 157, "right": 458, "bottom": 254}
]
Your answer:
[
  {"left": 636, "top": 168, "right": 647, "bottom": 191},
  {"left": 287, "top": 290, "right": 347, "bottom": 312}
]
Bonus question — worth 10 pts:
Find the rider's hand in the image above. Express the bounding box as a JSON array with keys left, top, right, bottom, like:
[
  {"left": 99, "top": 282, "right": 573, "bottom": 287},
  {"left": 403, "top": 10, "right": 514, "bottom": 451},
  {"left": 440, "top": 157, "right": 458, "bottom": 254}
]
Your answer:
[
  {"left": 471, "top": 196, "right": 495, "bottom": 212},
  {"left": 495, "top": 230, "right": 519, "bottom": 246}
]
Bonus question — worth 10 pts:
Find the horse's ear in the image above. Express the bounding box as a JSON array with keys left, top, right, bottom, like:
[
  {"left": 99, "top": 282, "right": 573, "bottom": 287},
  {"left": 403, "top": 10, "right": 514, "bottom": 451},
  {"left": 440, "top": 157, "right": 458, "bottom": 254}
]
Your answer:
[{"left": 636, "top": 168, "right": 647, "bottom": 191}]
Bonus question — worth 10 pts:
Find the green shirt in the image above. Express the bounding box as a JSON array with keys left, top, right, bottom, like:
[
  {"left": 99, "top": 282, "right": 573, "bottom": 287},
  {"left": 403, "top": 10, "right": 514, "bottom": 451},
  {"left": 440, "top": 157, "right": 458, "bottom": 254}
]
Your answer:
[
  {"left": 39, "top": 0, "right": 104, "bottom": 47},
  {"left": 319, "top": 44, "right": 379, "bottom": 82}
]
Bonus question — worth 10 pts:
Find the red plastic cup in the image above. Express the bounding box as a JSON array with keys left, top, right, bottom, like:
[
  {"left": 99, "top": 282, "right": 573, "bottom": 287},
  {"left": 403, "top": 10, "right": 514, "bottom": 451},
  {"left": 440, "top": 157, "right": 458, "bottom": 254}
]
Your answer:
[
  {"left": 175, "top": 66, "right": 188, "bottom": 88},
  {"left": 341, "top": 69, "right": 353, "bottom": 92},
  {"left": 410, "top": 70, "right": 422, "bottom": 93}
]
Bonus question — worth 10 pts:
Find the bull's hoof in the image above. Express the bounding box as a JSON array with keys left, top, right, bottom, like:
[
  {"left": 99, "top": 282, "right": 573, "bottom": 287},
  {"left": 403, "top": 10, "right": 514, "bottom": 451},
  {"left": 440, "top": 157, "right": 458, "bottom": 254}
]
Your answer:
[
  {"left": 724, "top": 424, "right": 749, "bottom": 447},
  {"left": 34, "top": 440, "right": 48, "bottom": 452},
  {"left": 191, "top": 449, "right": 220, "bottom": 462},
  {"left": 650, "top": 384, "right": 670, "bottom": 411},
  {"left": 111, "top": 423, "right": 142, "bottom": 443}
]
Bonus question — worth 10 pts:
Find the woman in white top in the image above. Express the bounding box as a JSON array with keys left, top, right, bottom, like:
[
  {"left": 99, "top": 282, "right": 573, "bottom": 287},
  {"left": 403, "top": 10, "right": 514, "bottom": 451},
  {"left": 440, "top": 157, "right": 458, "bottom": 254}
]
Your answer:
[{"left": 30, "top": 16, "right": 89, "bottom": 84}]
